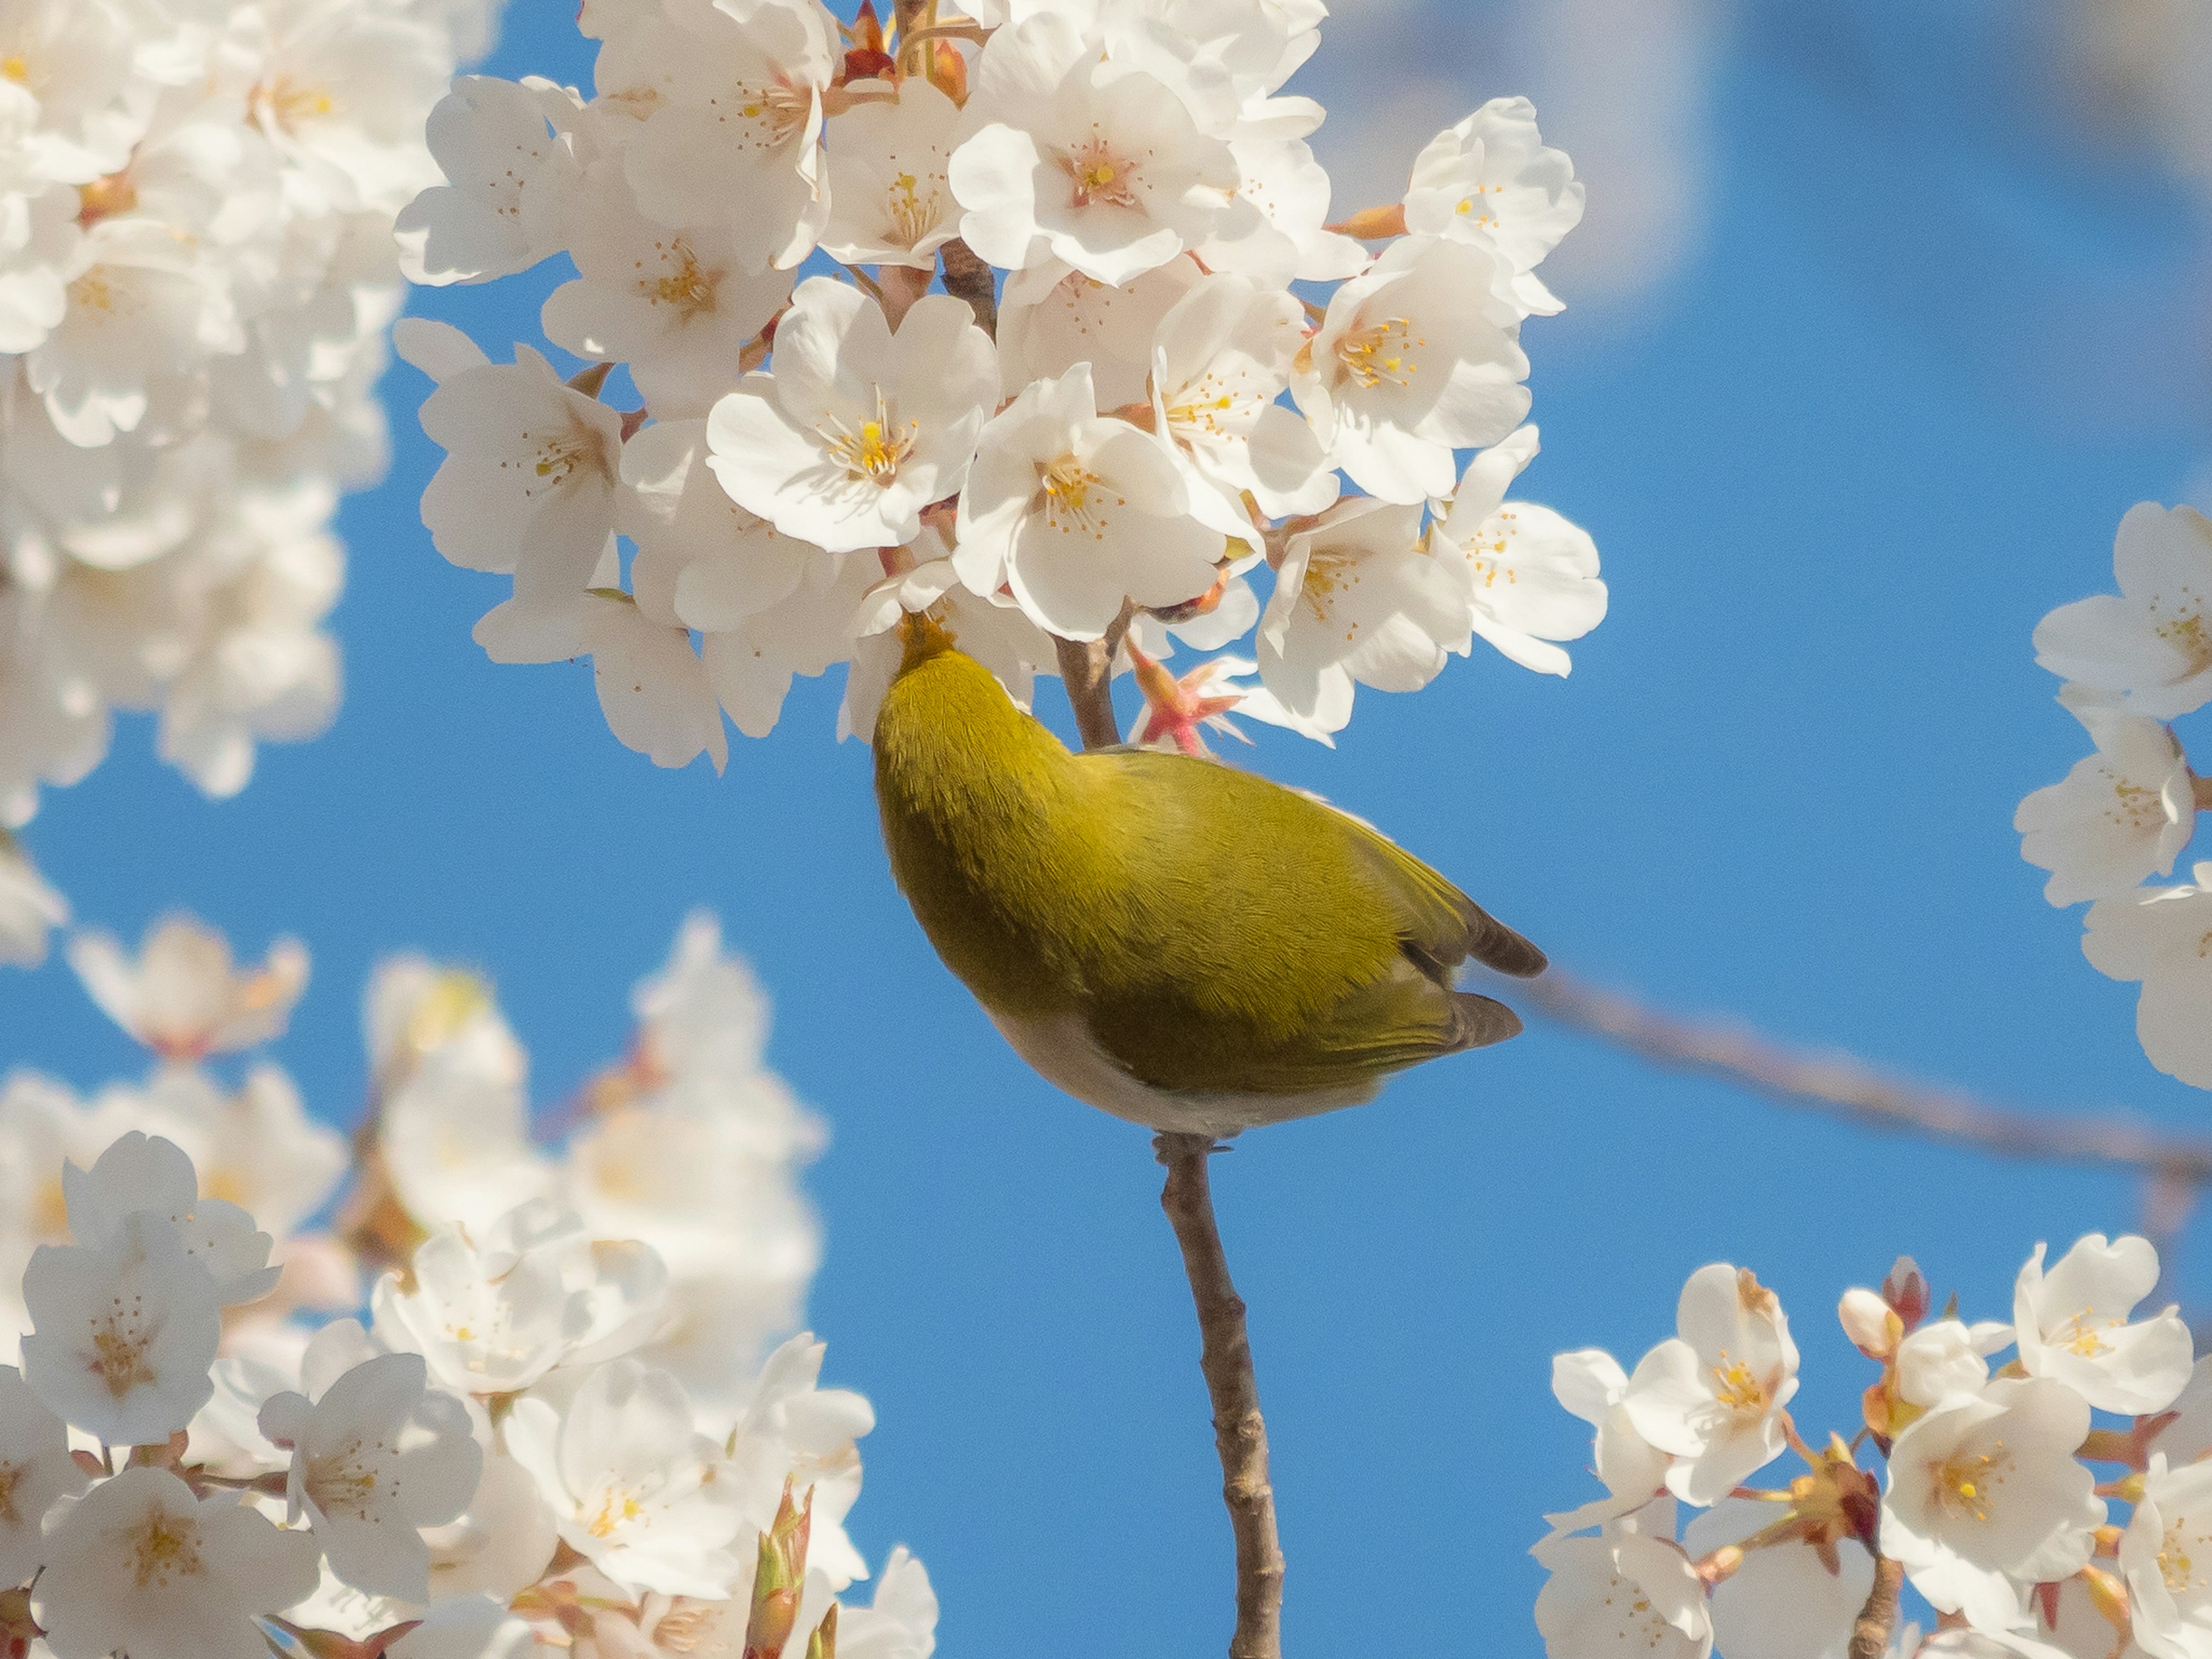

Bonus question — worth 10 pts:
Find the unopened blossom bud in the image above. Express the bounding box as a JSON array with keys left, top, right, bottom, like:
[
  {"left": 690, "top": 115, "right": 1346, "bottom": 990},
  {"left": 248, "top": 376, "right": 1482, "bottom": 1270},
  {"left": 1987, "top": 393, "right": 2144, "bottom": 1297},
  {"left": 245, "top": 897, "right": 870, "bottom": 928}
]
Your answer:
[
  {"left": 1838, "top": 1287, "right": 1900, "bottom": 1359},
  {"left": 928, "top": 39, "right": 966, "bottom": 103},
  {"left": 744, "top": 1480, "right": 815, "bottom": 1659},
  {"left": 845, "top": 1, "right": 893, "bottom": 79},
  {"left": 804, "top": 1604, "right": 839, "bottom": 1659},
  {"left": 1881, "top": 1255, "right": 1930, "bottom": 1329}
]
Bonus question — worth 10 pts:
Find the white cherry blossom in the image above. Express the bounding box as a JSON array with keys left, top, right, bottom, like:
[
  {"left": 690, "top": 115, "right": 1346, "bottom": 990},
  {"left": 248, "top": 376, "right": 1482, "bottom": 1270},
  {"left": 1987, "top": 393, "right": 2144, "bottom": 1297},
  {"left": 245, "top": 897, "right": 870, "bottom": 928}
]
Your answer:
[
  {"left": 371, "top": 1220, "right": 595, "bottom": 1398},
  {"left": 259, "top": 1346, "right": 484, "bottom": 1600},
  {"left": 1622, "top": 1263, "right": 1800, "bottom": 1506},
  {"left": 397, "top": 75, "right": 582, "bottom": 286},
  {"left": 379, "top": 998, "right": 556, "bottom": 1234},
  {"left": 586, "top": 592, "right": 732, "bottom": 773},
  {"left": 67, "top": 912, "right": 308, "bottom": 1061},
  {"left": 2122, "top": 1453, "right": 2212, "bottom": 1659},
  {"left": 60, "top": 1130, "right": 281, "bottom": 1305},
  {"left": 414, "top": 328, "right": 626, "bottom": 627},
  {"left": 2035, "top": 503, "right": 2212, "bottom": 719},
  {"left": 2017, "top": 690, "right": 2195, "bottom": 906},
  {"left": 2082, "top": 862, "right": 2212, "bottom": 1089},
  {"left": 2013, "top": 1234, "right": 2192, "bottom": 1415},
  {"left": 1255, "top": 497, "right": 1468, "bottom": 736},
  {"left": 820, "top": 77, "right": 961, "bottom": 270},
  {"left": 949, "top": 12, "right": 1240, "bottom": 284},
  {"left": 32, "top": 1466, "right": 320, "bottom": 1659},
  {"left": 505, "top": 1358, "right": 744, "bottom": 1599},
  {"left": 1895, "top": 1319, "right": 2013, "bottom": 1410},
  {"left": 1882, "top": 1378, "right": 2103, "bottom": 1633},
  {"left": 1533, "top": 1530, "right": 1713, "bottom": 1659},
  {"left": 996, "top": 253, "right": 1202, "bottom": 410},
  {"left": 1683, "top": 1499, "right": 1874, "bottom": 1659},
  {"left": 25, "top": 214, "right": 241, "bottom": 448},
  {"left": 1403, "top": 98, "right": 1585, "bottom": 317},
  {"left": 20, "top": 1209, "right": 222, "bottom": 1445},
  {"left": 956, "top": 363, "right": 1222, "bottom": 640},
  {"left": 1292, "top": 234, "right": 1531, "bottom": 504},
  {"left": 1149, "top": 271, "right": 1337, "bottom": 536},
  {"left": 619, "top": 0, "right": 835, "bottom": 272},
  {"left": 1430, "top": 426, "right": 1607, "bottom": 677},
  {"left": 706, "top": 277, "right": 996, "bottom": 554},
  {"left": 0, "top": 1362, "right": 88, "bottom": 1582},
  {"left": 722, "top": 1334, "right": 877, "bottom": 1591},
  {"left": 1541, "top": 1347, "right": 1670, "bottom": 1539},
  {"left": 543, "top": 161, "right": 793, "bottom": 419}
]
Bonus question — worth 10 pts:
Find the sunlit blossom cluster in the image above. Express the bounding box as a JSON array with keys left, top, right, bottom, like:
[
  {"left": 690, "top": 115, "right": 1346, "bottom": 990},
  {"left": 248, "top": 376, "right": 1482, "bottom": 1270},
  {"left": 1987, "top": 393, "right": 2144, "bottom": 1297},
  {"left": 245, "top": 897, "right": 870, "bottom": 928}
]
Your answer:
[
  {"left": 2018, "top": 502, "right": 2212, "bottom": 1090},
  {"left": 0, "top": 910, "right": 931, "bottom": 1659},
  {"left": 1533, "top": 1240, "right": 2210, "bottom": 1659},
  {"left": 0, "top": 0, "right": 507, "bottom": 971},
  {"left": 399, "top": 0, "right": 1607, "bottom": 771}
]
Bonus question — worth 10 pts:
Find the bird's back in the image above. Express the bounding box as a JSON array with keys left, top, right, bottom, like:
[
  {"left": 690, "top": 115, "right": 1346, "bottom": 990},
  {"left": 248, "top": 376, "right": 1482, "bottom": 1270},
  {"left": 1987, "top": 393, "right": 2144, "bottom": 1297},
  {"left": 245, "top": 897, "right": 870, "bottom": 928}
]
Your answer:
[{"left": 873, "top": 637, "right": 1541, "bottom": 1112}]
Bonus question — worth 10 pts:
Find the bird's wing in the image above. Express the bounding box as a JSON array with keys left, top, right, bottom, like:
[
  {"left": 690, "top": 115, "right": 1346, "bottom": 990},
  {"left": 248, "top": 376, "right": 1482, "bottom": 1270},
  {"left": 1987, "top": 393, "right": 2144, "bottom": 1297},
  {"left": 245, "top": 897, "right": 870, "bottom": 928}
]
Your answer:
[
  {"left": 1069, "top": 751, "right": 1540, "bottom": 1097},
  {"left": 1330, "top": 807, "right": 1549, "bottom": 979}
]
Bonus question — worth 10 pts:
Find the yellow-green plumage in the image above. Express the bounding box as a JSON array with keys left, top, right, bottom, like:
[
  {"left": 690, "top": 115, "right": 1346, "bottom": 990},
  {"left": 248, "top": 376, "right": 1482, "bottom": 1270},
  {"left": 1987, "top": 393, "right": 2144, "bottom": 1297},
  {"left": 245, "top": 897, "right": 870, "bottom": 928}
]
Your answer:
[{"left": 873, "top": 620, "right": 1544, "bottom": 1134}]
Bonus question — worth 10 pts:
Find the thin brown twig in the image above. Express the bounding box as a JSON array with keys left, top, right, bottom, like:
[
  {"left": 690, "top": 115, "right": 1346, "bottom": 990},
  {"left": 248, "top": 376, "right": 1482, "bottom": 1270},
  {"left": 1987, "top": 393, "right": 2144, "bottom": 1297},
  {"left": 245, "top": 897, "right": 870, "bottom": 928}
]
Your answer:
[
  {"left": 1847, "top": 1555, "right": 1904, "bottom": 1659},
  {"left": 1504, "top": 968, "right": 2212, "bottom": 1181},
  {"left": 1157, "top": 1132, "right": 1285, "bottom": 1659},
  {"left": 1051, "top": 603, "right": 1135, "bottom": 751}
]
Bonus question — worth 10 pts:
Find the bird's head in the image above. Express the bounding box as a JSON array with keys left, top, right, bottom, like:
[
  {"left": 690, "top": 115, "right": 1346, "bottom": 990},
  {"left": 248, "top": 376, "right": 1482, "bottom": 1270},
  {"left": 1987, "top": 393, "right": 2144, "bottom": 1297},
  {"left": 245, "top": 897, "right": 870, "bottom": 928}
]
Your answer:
[{"left": 897, "top": 608, "right": 960, "bottom": 676}]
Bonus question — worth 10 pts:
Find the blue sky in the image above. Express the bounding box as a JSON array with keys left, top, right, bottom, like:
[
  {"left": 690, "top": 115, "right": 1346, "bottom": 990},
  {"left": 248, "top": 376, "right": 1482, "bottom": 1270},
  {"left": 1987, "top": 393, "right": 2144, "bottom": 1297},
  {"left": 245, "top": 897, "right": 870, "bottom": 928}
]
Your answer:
[{"left": 10, "top": 2, "right": 2212, "bottom": 1651}]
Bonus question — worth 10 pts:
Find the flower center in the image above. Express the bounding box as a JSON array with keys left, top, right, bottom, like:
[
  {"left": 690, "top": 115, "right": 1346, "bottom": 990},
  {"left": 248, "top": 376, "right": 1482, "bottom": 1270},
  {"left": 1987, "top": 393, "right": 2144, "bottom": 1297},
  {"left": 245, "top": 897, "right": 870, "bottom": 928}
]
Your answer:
[
  {"left": 887, "top": 169, "right": 942, "bottom": 247},
  {"left": 0, "top": 1462, "right": 21, "bottom": 1528},
  {"left": 1164, "top": 372, "right": 1245, "bottom": 442},
  {"left": 2164, "top": 1516, "right": 2206, "bottom": 1594},
  {"left": 1037, "top": 455, "right": 1120, "bottom": 537},
  {"left": 1, "top": 55, "right": 26, "bottom": 83},
  {"left": 2155, "top": 608, "right": 2212, "bottom": 677},
  {"left": 820, "top": 392, "right": 916, "bottom": 487},
  {"left": 646, "top": 240, "right": 722, "bottom": 320},
  {"left": 252, "top": 75, "right": 338, "bottom": 132},
  {"left": 1709, "top": 1351, "right": 1768, "bottom": 1421},
  {"left": 130, "top": 1512, "right": 204, "bottom": 1590},
  {"left": 2056, "top": 1307, "right": 2119, "bottom": 1358},
  {"left": 66, "top": 268, "right": 127, "bottom": 317},
  {"left": 726, "top": 77, "right": 813, "bottom": 150},
  {"left": 588, "top": 1486, "right": 646, "bottom": 1539},
  {"left": 308, "top": 1439, "right": 387, "bottom": 1520},
  {"left": 1932, "top": 1441, "right": 2010, "bottom": 1524},
  {"left": 1300, "top": 547, "right": 1368, "bottom": 639},
  {"left": 510, "top": 412, "right": 612, "bottom": 499},
  {"left": 1455, "top": 183, "right": 1503, "bottom": 228},
  {"left": 1336, "top": 319, "right": 1422, "bottom": 391},
  {"left": 89, "top": 1305, "right": 157, "bottom": 1400},
  {"left": 1061, "top": 134, "right": 1140, "bottom": 210}
]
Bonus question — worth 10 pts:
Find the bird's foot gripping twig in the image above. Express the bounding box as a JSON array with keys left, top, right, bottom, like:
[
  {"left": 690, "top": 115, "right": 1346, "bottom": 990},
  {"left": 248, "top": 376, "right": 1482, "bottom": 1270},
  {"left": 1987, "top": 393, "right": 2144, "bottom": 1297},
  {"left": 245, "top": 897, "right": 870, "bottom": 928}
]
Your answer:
[{"left": 1154, "top": 1131, "right": 1286, "bottom": 1659}]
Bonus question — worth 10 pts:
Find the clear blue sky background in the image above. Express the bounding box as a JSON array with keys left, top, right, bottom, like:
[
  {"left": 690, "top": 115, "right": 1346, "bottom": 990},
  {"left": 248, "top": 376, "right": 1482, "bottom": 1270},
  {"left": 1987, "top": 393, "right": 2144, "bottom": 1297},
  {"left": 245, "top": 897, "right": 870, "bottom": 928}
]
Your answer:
[{"left": 9, "top": 2, "right": 2212, "bottom": 1651}]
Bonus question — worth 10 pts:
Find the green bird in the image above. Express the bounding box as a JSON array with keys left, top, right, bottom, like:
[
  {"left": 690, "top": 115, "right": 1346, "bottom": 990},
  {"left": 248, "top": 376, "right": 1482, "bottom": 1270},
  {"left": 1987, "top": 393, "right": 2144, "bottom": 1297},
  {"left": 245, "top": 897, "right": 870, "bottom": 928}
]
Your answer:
[{"left": 872, "top": 614, "right": 1546, "bottom": 1137}]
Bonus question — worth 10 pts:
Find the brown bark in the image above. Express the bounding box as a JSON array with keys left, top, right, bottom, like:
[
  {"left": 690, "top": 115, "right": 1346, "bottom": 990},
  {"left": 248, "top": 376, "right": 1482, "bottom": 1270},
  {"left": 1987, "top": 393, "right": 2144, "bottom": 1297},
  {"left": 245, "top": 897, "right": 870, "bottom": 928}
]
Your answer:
[
  {"left": 1846, "top": 1556, "right": 1904, "bottom": 1659},
  {"left": 1157, "top": 1133, "right": 1286, "bottom": 1659}
]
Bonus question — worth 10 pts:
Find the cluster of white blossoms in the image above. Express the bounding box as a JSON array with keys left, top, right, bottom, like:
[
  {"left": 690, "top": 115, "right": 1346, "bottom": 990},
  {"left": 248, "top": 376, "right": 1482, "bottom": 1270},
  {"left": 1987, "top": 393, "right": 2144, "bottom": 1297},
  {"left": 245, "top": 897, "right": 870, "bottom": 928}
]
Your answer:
[
  {"left": 0, "top": 910, "right": 933, "bottom": 1659},
  {"left": 0, "top": 0, "right": 507, "bottom": 971},
  {"left": 2018, "top": 502, "right": 2212, "bottom": 1089},
  {"left": 1532, "top": 1240, "right": 2212, "bottom": 1659},
  {"left": 399, "top": 0, "right": 1607, "bottom": 768}
]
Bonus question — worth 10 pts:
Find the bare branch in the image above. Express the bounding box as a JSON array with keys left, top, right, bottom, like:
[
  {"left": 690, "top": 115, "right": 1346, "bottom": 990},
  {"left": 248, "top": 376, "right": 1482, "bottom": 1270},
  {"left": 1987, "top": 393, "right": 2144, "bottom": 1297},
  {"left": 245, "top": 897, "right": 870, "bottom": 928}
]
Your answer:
[
  {"left": 1847, "top": 1555, "right": 1904, "bottom": 1659},
  {"left": 1052, "top": 604, "right": 1134, "bottom": 752},
  {"left": 1504, "top": 968, "right": 2212, "bottom": 1182},
  {"left": 1157, "top": 1132, "right": 1285, "bottom": 1659}
]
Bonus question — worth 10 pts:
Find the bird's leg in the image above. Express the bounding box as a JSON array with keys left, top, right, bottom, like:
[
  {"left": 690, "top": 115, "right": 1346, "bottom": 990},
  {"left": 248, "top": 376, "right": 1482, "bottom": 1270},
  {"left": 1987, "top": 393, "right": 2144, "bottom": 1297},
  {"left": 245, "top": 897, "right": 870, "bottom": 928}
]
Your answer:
[{"left": 1154, "top": 1130, "right": 1285, "bottom": 1659}]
